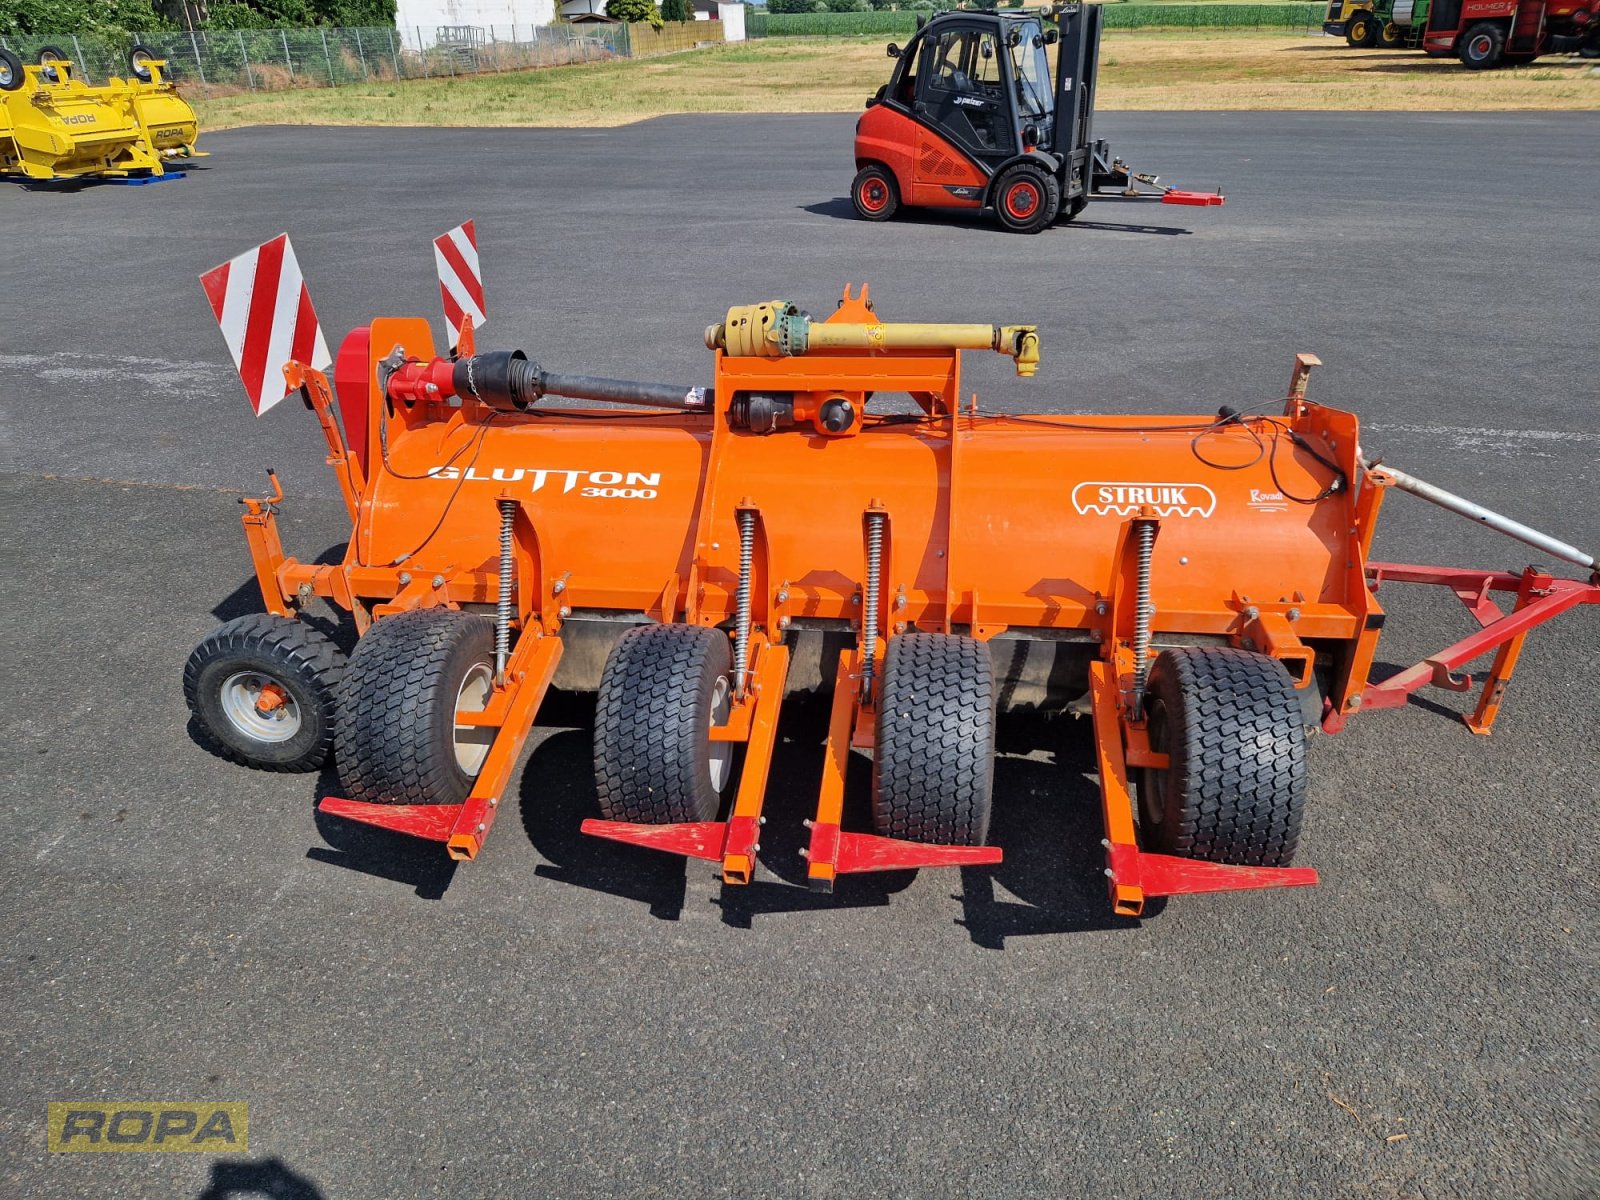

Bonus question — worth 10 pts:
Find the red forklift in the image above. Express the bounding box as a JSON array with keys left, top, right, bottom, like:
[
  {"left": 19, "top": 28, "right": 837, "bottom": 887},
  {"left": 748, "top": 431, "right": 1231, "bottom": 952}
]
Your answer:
[{"left": 851, "top": 4, "right": 1223, "bottom": 234}]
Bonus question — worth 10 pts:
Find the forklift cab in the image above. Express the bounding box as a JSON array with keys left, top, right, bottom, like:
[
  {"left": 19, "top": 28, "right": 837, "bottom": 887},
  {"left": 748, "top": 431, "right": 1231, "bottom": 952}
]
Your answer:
[{"left": 885, "top": 15, "right": 1057, "bottom": 167}]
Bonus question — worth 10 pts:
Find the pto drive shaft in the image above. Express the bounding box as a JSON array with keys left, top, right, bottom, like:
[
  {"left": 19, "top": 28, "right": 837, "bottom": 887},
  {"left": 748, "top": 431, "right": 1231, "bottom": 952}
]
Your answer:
[
  {"left": 384, "top": 349, "right": 708, "bottom": 412},
  {"left": 706, "top": 301, "right": 1041, "bottom": 378}
]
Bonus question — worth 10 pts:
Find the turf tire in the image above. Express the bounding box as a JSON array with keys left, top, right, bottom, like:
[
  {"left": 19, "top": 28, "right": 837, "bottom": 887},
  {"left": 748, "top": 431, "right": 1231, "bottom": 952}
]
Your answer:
[
  {"left": 1138, "top": 647, "right": 1307, "bottom": 867},
  {"left": 593, "top": 624, "right": 734, "bottom": 824},
  {"left": 335, "top": 608, "right": 495, "bottom": 806},
  {"left": 851, "top": 163, "right": 900, "bottom": 222},
  {"left": 872, "top": 632, "right": 996, "bottom": 846},
  {"left": 184, "top": 613, "right": 344, "bottom": 772}
]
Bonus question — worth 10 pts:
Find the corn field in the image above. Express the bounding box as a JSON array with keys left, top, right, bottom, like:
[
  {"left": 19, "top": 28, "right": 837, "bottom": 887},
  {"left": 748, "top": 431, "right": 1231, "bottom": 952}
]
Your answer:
[{"left": 749, "top": 5, "right": 1326, "bottom": 38}]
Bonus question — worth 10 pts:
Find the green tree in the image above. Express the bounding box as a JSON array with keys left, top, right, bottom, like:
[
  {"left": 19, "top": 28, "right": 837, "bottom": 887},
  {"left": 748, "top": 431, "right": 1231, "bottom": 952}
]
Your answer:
[
  {"left": 607, "top": 0, "right": 663, "bottom": 26},
  {"left": 659, "top": 0, "right": 689, "bottom": 19},
  {"left": 0, "top": 0, "right": 173, "bottom": 35}
]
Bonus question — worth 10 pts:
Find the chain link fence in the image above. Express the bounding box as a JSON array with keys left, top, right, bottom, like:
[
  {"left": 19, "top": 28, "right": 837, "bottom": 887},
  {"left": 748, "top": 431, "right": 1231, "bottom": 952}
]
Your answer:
[{"left": 0, "top": 24, "right": 629, "bottom": 96}]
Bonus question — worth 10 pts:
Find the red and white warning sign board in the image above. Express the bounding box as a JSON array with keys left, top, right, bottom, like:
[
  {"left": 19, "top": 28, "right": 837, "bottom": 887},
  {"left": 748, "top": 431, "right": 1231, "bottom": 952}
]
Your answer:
[
  {"left": 200, "top": 233, "right": 332, "bottom": 417},
  {"left": 433, "top": 220, "right": 486, "bottom": 349}
]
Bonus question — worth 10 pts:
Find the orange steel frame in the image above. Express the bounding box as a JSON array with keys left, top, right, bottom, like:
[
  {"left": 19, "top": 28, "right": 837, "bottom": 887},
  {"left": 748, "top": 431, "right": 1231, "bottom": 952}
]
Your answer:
[{"left": 238, "top": 301, "right": 1598, "bottom": 917}]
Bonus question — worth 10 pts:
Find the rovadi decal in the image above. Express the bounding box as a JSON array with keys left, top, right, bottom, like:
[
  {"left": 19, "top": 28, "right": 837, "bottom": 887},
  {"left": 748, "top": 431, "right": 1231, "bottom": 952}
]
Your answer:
[
  {"left": 1071, "top": 482, "right": 1218, "bottom": 519},
  {"left": 1247, "top": 488, "right": 1290, "bottom": 514}
]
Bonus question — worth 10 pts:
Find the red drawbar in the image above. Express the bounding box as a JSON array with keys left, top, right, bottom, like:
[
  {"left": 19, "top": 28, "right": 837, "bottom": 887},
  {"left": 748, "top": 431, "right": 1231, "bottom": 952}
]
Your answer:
[{"left": 1161, "top": 190, "right": 1225, "bottom": 207}]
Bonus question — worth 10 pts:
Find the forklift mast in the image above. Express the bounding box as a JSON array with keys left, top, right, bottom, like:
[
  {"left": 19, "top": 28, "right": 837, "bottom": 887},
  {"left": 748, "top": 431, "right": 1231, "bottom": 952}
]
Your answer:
[{"left": 1052, "top": 2, "right": 1103, "bottom": 202}]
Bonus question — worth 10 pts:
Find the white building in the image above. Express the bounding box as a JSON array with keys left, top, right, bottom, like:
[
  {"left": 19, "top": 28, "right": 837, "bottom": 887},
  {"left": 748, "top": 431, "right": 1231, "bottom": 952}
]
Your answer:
[{"left": 394, "top": 0, "right": 560, "bottom": 43}]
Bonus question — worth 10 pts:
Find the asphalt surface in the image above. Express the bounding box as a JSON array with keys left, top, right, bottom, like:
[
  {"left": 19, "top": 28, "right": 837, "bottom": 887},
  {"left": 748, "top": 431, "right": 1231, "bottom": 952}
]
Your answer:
[{"left": 2, "top": 113, "right": 1597, "bottom": 1200}]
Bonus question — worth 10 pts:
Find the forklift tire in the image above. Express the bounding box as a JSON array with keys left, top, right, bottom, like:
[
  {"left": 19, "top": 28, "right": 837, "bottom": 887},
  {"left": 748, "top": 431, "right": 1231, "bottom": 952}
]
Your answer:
[
  {"left": 1581, "top": 35, "right": 1600, "bottom": 58},
  {"left": 0, "top": 48, "right": 23, "bottom": 91},
  {"left": 593, "top": 624, "right": 734, "bottom": 825},
  {"left": 184, "top": 613, "right": 345, "bottom": 773},
  {"left": 993, "top": 164, "right": 1060, "bottom": 235},
  {"left": 335, "top": 608, "right": 496, "bottom": 806},
  {"left": 1137, "top": 647, "right": 1307, "bottom": 868},
  {"left": 1376, "top": 21, "right": 1403, "bottom": 48},
  {"left": 1345, "top": 13, "right": 1379, "bottom": 46},
  {"left": 1458, "top": 23, "right": 1506, "bottom": 69},
  {"left": 851, "top": 164, "right": 900, "bottom": 222},
  {"left": 1062, "top": 194, "right": 1090, "bottom": 223},
  {"left": 37, "top": 45, "right": 68, "bottom": 63},
  {"left": 873, "top": 632, "right": 996, "bottom": 846}
]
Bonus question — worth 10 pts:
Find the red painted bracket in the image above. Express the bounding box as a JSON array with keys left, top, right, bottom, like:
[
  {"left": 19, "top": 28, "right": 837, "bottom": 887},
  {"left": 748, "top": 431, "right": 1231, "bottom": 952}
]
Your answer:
[
  {"left": 1109, "top": 843, "right": 1317, "bottom": 900},
  {"left": 579, "top": 818, "right": 726, "bottom": 861},
  {"left": 805, "top": 821, "right": 1001, "bottom": 892},
  {"left": 318, "top": 798, "right": 459, "bottom": 842},
  {"left": 1162, "top": 190, "right": 1225, "bottom": 207}
]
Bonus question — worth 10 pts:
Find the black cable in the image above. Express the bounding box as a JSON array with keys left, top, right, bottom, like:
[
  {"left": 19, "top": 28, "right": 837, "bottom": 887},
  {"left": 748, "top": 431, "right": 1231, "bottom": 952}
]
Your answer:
[{"left": 370, "top": 407, "right": 503, "bottom": 567}]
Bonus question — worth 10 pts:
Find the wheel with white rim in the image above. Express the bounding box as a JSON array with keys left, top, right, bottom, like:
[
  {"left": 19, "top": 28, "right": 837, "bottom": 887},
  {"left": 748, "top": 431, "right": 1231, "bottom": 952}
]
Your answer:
[
  {"left": 0, "top": 48, "right": 23, "bottom": 92},
  {"left": 851, "top": 163, "right": 900, "bottom": 222},
  {"left": 334, "top": 608, "right": 497, "bottom": 806},
  {"left": 593, "top": 624, "right": 734, "bottom": 824},
  {"left": 184, "top": 613, "right": 344, "bottom": 772},
  {"left": 1458, "top": 22, "right": 1506, "bottom": 69},
  {"left": 129, "top": 44, "right": 158, "bottom": 82},
  {"left": 992, "top": 163, "right": 1060, "bottom": 234}
]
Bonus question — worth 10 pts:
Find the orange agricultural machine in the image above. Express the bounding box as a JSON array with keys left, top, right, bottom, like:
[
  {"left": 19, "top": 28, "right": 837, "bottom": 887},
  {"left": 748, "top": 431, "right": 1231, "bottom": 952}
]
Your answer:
[{"left": 185, "top": 231, "right": 1598, "bottom": 917}]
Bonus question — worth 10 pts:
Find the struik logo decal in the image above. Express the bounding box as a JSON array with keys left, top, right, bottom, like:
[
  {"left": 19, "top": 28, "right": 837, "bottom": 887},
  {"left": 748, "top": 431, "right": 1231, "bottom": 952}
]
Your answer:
[{"left": 1070, "top": 482, "right": 1218, "bottom": 519}]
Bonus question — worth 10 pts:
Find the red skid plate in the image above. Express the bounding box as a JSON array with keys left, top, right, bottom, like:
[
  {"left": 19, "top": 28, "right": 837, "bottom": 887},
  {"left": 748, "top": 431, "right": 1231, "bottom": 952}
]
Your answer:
[
  {"left": 1111, "top": 843, "right": 1317, "bottom": 898},
  {"left": 580, "top": 818, "right": 726, "bottom": 861},
  {"left": 1162, "top": 190, "right": 1225, "bottom": 206},
  {"left": 834, "top": 830, "right": 1002, "bottom": 874},
  {"left": 319, "top": 797, "right": 458, "bottom": 842}
]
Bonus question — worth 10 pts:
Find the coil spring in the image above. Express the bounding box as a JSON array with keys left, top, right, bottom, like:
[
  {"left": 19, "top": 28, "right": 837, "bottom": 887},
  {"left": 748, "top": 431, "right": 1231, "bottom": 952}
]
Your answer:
[
  {"left": 1131, "top": 520, "right": 1156, "bottom": 710},
  {"left": 495, "top": 499, "right": 515, "bottom": 685},
  {"left": 733, "top": 509, "right": 756, "bottom": 699},
  {"left": 861, "top": 512, "right": 885, "bottom": 698}
]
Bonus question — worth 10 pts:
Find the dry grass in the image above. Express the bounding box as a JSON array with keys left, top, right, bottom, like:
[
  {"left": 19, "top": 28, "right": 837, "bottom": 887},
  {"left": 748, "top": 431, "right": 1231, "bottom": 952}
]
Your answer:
[{"left": 193, "top": 32, "right": 1600, "bottom": 130}]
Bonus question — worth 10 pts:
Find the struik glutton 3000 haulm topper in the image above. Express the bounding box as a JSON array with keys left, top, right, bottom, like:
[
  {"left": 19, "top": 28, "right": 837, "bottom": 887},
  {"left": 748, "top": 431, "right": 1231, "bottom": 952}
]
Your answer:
[{"left": 184, "top": 229, "right": 1598, "bottom": 917}]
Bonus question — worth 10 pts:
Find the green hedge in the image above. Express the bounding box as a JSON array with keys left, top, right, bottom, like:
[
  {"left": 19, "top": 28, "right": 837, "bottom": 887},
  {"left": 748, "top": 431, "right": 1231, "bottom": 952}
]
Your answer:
[{"left": 758, "top": 5, "right": 1324, "bottom": 37}]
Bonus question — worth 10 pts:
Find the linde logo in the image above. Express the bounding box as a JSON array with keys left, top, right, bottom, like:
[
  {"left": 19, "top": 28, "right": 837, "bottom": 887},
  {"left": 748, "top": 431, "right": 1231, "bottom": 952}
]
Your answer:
[
  {"left": 1071, "top": 481, "right": 1218, "bottom": 518},
  {"left": 425, "top": 466, "right": 662, "bottom": 499}
]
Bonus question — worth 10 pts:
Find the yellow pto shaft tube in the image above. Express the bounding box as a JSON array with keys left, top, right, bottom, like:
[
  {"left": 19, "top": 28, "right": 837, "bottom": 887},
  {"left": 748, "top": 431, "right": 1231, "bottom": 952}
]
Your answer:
[{"left": 707, "top": 301, "right": 1041, "bottom": 377}]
